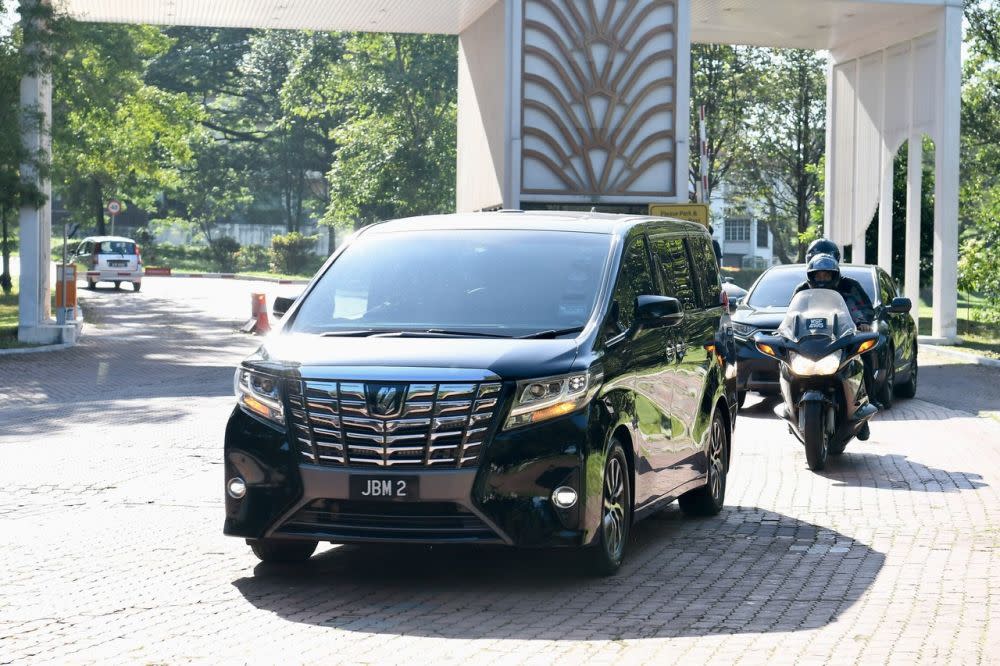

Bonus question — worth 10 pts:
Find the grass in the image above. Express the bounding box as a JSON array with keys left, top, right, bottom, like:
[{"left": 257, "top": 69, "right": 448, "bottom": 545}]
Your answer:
[
  {"left": 918, "top": 293, "right": 1000, "bottom": 359},
  {"left": 0, "top": 284, "right": 30, "bottom": 349},
  {"left": 0, "top": 284, "right": 62, "bottom": 349}
]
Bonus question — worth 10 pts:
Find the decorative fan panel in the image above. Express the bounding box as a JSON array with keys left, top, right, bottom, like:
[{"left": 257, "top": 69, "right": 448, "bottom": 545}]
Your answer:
[{"left": 521, "top": 0, "right": 678, "bottom": 199}]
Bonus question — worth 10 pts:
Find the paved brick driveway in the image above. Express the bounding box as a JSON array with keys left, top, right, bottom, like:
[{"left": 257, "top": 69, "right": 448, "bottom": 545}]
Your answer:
[{"left": 1, "top": 279, "right": 998, "bottom": 664}]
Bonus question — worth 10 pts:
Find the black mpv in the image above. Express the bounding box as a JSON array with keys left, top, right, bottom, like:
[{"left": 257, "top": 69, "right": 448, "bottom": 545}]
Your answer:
[{"left": 224, "top": 211, "right": 738, "bottom": 574}]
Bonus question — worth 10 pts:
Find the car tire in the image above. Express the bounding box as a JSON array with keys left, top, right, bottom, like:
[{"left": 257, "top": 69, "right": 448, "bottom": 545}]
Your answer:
[
  {"left": 584, "top": 439, "right": 631, "bottom": 576},
  {"left": 248, "top": 538, "right": 317, "bottom": 563},
  {"left": 133, "top": 282, "right": 141, "bottom": 292},
  {"left": 895, "top": 343, "right": 918, "bottom": 399},
  {"left": 679, "top": 409, "right": 727, "bottom": 517},
  {"left": 113, "top": 281, "right": 121, "bottom": 290},
  {"left": 86, "top": 279, "right": 96, "bottom": 290},
  {"left": 876, "top": 349, "right": 895, "bottom": 409},
  {"left": 737, "top": 391, "right": 747, "bottom": 409}
]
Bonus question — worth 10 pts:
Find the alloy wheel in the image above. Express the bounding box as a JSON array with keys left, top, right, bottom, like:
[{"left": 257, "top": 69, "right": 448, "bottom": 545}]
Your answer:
[
  {"left": 602, "top": 455, "right": 627, "bottom": 560},
  {"left": 708, "top": 416, "right": 726, "bottom": 503}
]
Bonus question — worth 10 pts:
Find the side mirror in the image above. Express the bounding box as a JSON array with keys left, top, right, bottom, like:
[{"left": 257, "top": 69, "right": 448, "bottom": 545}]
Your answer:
[
  {"left": 272, "top": 294, "right": 299, "bottom": 319},
  {"left": 636, "top": 295, "right": 683, "bottom": 328},
  {"left": 888, "top": 297, "right": 912, "bottom": 314}
]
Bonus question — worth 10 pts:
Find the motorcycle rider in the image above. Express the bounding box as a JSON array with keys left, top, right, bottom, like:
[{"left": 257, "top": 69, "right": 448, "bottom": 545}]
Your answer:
[{"left": 793, "top": 251, "right": 880, "bottom": 438}]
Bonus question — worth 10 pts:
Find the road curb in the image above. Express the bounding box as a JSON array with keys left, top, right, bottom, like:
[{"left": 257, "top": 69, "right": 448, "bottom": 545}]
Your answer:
[
  {"left": 145, "top": 271, "right": 309, "bottom": 285},
  {"left": 0, "top": 341, "right": 76, "bottom": 356},
  {"left": 919, "top": 343, "right": 1000, "bottom": 369}
]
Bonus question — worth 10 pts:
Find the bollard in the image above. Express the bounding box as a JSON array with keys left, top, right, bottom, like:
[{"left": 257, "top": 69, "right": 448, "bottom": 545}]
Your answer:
[{"left": 241, "top": 292, "right": 271, "bottom": 334}]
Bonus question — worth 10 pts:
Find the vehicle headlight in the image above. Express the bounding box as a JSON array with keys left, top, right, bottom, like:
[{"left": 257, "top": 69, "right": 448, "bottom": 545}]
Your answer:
[
  {"left": 504, "top": 369, "right": 602, "bottom": 430},
  {"left": 789, "top": 351, "right": 842, "bottom": 376},
  {"left": 733, "top": 323, "right": 757, "bottom": 337},
  {"left": 234, "top": 367, "right": 285, "bottom": 425}
]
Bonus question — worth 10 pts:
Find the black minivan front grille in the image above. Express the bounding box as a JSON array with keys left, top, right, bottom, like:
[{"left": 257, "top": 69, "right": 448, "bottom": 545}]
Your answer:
[
  {"left": 286, "top": 380, "right": 501, "bottom": 468},
  {"left": 275, "top": 499, "right": 499, "bottom": 542}
]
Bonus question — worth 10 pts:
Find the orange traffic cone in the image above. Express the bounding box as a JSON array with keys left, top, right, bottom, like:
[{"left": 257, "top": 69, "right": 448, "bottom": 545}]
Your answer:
[{"left": 241, "top": 292, "right": 271, "bottom": 334}]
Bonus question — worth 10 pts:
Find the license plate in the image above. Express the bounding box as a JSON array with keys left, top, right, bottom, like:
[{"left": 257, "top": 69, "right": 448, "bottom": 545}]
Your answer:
[
  {"left": 108, "top": 260, "right": 128, "bottom": 267},
  {"left": 349, "top": 475, "right": 419, "bottom": 501}
]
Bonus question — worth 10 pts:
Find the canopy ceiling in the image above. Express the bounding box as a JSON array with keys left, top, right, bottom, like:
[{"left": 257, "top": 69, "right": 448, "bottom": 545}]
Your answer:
[{"left": 55, "top": 0, "right": 954, "bottom": 51}]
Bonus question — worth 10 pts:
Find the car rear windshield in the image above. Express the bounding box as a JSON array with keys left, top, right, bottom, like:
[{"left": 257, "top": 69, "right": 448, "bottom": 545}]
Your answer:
[
  {"left": 746, "top": 266, "right": 876, "bottom": 308},
  {"left": 290, "top": 229, "right": 612, "bottom": 337},
  {"left": 98, "top": 241, "right": 137, "bottom": 255}
]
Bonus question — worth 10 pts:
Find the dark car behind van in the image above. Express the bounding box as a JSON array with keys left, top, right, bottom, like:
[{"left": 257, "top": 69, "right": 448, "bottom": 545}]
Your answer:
[{"left": 224, "top": 211, "right": 737, "bottom": 574}]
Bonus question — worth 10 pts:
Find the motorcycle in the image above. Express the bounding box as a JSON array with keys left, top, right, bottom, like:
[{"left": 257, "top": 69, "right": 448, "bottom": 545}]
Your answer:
[{"left": 751, "top": 289, "right": 880, "bottom": 471}]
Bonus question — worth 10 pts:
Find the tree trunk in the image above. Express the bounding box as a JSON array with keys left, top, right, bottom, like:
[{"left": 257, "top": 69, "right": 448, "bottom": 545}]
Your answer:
[
  {"left": 94, "top": 182, "right": 106, "bottom": 235},
  {"left": 0, "top": 205, "right": 11, "bottom": 294}
]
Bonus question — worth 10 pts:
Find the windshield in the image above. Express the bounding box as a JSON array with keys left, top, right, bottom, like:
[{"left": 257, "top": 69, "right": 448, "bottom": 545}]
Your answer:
[
  {"left": 777, "top": 289, "right": 857, "bottom": 342},
  {"left": 746, "top": 266, "right": 876, "bottom": 308},
  {"left": 290, "top": 230, "right": 612, "bottom": 337},
  {"left": 98, "top": 241, "right": 136, "bottom": 255}
]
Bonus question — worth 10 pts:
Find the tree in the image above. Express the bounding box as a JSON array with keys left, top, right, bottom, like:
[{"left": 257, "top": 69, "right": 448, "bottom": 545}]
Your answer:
[
  {"left": 732, "top": 50, "right": 827, "bottom": 262},
  {"left": 0, "top": 0, "right": 51, "bottom": 294},
  {"left": 322, "top": 33, "right": 457, "bottom": 229},
  {"left": 51, "top": 21, "right": 199, "bottom": 235},
  {"left": 689, "top": 45, "right": 763, "bottom": 203}
]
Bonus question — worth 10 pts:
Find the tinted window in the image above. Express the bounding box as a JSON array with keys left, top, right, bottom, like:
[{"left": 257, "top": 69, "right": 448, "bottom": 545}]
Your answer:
[
  {"left": 651, "top": 237, "right": 697, "bottom": 310},
  {"left": 291, "top": 230, "right": 612, "bottom": 336},
  {"left": 606, "top": 235, "right": 656, "bottom": 335},
  {"left": 746, "top": 269, "right": 804, "bottom": 308},
  {"left": 878, "top": 270, "right": 896, "bottom": 306},
  {"left": 688, "top": 237, "right": 721, "bottom": 308},
  {"left": 840, "top": 267, "right": 877, "bottom": 303},
  {"left": 98, "top": 241, "right": 136, "bottom": 255}
]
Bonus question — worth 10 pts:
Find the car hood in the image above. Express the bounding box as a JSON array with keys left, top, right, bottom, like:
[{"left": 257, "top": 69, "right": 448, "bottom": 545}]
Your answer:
[
  {"left": 249, "top": 332, "right": 582, "bottom": 382},
  {"left": 732, "top": 305, "right": 787, "bottom": 331}
]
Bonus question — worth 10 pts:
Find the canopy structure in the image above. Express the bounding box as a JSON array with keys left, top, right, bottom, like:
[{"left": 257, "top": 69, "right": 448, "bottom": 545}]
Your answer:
[{"left": 18, "top": 0, "right": 962, "bottom": 343}]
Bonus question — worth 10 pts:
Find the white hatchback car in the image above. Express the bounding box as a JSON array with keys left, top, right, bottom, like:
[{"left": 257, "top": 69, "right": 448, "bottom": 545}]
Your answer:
[{"left": 73, "top": 236, "right": 143, "bottom": 291}]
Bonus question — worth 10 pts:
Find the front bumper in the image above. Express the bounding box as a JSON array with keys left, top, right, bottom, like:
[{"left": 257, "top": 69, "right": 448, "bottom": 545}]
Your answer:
[
  {"left": 223, "top": 406, "right": 599, "bottom": 548},
  {"left": 86, "top": 270, "right": 142, "bottom": 282},
  {"left": 735, "top": 337, "right": 780, "bottom": 394}
]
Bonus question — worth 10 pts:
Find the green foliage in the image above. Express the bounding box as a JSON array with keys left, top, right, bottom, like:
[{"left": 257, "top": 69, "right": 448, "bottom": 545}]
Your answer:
[
  {"left": 235, "top": 244, "right": 271, "bottom": 272},
  {"left": 51, "top": 21, "right": 200, "bottom": 234},
  {"left": 323, "top": 34, "right": 457, "bottom": 228},
  {"left": 131, "top": 225, "right": 159, "bottom": 264},
  {"left": 730, "top": 50, "right": 827, "bottom": 263},
  {"left": 270, "top": 231, "right": 317, "bottom": 274},
  {"left": 208, "top": 236, "right": 241, "bottom": 272},
  {"left": 689, "top": 45, "right": 764, "bottom": 203}
]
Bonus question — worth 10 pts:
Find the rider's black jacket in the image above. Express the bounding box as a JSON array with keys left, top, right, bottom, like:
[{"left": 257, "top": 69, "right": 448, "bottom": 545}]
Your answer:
[{"left": 793, "top": 276, "right": 875, "bottom": 325}]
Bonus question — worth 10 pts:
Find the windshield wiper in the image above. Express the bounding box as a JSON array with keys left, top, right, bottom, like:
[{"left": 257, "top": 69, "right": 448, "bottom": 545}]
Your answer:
[
  {"left": 519, "top": 326, "right": 585, "bottom": 339},
  {"left": 418, "top": 329, "right": 513, "bottom": 338},
  {"left": 319, "top": 328, "right": 512, "bottom": 339},
  {"left": 319, "top": 329, "right": 385, "bottom": 337}
]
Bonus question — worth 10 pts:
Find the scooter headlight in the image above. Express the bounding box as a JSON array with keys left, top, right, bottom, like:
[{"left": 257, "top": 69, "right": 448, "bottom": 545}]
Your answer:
[{"left": 789, "top": 351, "right": 842, "bottom": 376}]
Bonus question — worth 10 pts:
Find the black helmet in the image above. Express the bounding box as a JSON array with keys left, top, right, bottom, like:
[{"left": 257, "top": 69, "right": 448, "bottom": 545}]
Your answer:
[
  {"left": 805, "top": 238, "right": 842, "bottom": 263},
  {"left": 806, "top": 255, "right": 841, "bottom": 290}
]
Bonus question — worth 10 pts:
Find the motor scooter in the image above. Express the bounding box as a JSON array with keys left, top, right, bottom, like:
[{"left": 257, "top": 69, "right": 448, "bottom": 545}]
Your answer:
[{"left": 752, "top": 289, "right": 880, "bottom": 471}]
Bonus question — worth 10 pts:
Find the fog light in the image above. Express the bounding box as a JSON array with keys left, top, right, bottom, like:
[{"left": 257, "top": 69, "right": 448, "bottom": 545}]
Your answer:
[
  {"left": 227, "top": 477, "right": 247, "bottom": 499},
  {"left": 551, "top": 486, "right": 578, "bottom": 509}
]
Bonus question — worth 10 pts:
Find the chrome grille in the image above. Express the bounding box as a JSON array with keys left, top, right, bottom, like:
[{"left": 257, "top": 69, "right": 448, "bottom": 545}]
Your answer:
[{"left": 286, "top": 380, "right": 502, "bottom": 468}]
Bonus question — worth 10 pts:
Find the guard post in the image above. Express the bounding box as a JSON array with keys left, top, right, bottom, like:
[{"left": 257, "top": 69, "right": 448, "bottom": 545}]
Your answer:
[{"left": 55, "top": 263, "right": 77, "bottom": 325}]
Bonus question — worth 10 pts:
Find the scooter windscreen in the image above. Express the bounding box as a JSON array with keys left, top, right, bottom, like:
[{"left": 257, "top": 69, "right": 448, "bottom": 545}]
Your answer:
[{"left": 777, "top": 289, "right": 857, "bottom": 343}]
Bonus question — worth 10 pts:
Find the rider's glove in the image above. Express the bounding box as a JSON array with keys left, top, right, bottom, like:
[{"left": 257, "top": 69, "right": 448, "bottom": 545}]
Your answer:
[{"left": 857, "top": 323, "right": 873, "bottom": 332}]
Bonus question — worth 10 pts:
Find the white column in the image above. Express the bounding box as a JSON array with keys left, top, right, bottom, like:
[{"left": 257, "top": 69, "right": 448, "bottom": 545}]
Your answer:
[
  {"left": 17, "top": 1, "right": 55, "bottom": 343},
  {"left": 932, "top": 6, "right": 961, "bottom": 340},
  {"left": 904, "top": 135, "right": 922, "bottom": 309},
  {"left": 877, "top": 146, "right": 894, "bottom": 272},
  {"left": 853, "top": 228, "right": 867, "bottom": 265}
]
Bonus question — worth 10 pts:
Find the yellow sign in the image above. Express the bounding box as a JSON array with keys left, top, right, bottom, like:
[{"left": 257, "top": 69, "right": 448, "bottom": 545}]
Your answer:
[{"left": 648, "top": 203, "right": 710, "bottom": 227}]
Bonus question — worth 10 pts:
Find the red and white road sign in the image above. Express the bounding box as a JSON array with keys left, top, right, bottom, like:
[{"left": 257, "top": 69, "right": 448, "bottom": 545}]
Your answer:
[{"left": 106, "top": 199, "right": 122, "bottom": 216}]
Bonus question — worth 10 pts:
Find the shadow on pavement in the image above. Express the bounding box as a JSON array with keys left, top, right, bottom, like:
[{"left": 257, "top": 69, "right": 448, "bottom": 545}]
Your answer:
[
  {"left": 819, "top": 452, "right": 988, "bottom": 492},
  {"left": 232, "top": 505, "right": 884, "bottom": 639},
  {"left": 0, "top": 290, "right": 257, "bottom": 414}
]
